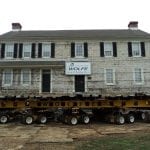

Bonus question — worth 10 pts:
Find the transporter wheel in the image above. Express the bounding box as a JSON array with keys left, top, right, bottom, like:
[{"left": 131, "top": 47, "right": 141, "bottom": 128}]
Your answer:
[
  {"left": 115, "top": 114, "right": 125, "bottom": 125},
  {"left": 81, "top": 115, "right": 90, "bottom": 124},
  {"left": 68, "top": 116, "right": 78, "bottom": 125},
  {"left": 141, "top": 112, "right": 146, "bottom": 120},
  {"left": 142, "top": 112, "right": 150, "bottom": 122},
  {"left": 0, "top": 115, "right": 9, "bottom": 124},
  {"left": 22, "top": 115, "right": 34, "bottom": 125},
  {"left": 126, "top": 114, "right": 135, "bottom": 123},
  {"left": 38, "top": 115, "right": 47, "bottom": 124}
]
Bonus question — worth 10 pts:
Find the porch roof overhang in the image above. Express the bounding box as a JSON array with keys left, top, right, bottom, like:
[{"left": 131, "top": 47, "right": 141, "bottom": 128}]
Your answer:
[{"left": 0, "top": 60, "right": 65, "bottom": 68}]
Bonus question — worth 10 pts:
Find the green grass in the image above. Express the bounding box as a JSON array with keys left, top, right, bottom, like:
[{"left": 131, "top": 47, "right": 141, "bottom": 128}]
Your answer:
[{"left": 76, "top": 132, "right": 150, "bottom": 150}]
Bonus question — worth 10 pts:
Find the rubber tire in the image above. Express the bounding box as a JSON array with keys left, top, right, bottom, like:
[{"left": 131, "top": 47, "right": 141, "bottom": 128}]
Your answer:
[
  {"left": 68, "top": 116, "right": 78, "bottom": 125},
  {"left": 81, "top": 115, "right": 90, "bottom": 124},
  {"left": 142, "top": 112, "right": 150, "bottom": 122},
  {"left": 22, "top": 115, "right": 34, "bottom": 125},
  {"left": 0, "top": 115, "right": 9, "bottom": 124},
  {"left": 38, "top": 115, "right": 47, "bottom": 124},
  {"left": 126, "top": 114, "right": 135, "bottom": 123},
  {"left": 116, "top": 114, "right": 125, "bottom": 125},
  {"left": 141, "top": 112, "right": 146, "bottom": 120}
]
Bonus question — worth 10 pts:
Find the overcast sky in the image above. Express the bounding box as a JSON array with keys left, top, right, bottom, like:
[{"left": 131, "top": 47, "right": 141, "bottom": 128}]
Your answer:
[{"left": 0, "top": 0, "right": 150, "bottom": 34}]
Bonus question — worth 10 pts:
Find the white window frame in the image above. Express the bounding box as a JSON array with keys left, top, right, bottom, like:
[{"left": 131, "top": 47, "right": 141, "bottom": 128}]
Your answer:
[
  {"left": 2, "top": 69, "right": 13, "bottom": 86},
  {"left": 5, "top": 44, "right": 14, "bottom": 59},
  {"left": 75, "top": 43, "right": 84, "bottom": 58},
  {"left": 133, "top": 68, "right": 144, "bottom": 84},
  {"left": 132, "top": 42, "right": 141, "bottom": 57},
  {"left": 21, "top": 69, "right": 31, "bottom": 85},
  {"left": 104, "top": 42, "right": 113, "bottom": 57},
  {"left": 42, "top": 43, "right": 51, "bottom": 58},
  {"left": 105, "top": 68, "right": 115, "bottom": 85},
  {"left": 23, "top": 43, "right": 31, "bottom": 58}
]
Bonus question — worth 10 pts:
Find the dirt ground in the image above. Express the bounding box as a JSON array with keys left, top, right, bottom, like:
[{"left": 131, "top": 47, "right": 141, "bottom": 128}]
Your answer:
[{"left": 0, "top": 121, "right": 150, "bottom": 150}]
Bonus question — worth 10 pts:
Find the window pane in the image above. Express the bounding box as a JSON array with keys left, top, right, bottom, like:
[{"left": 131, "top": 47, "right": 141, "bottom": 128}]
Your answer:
[
  {"left": 135, "top": 68, "right": 142, "bottom": 83},
  {"left": 5, "top": 44, "right": 13, "bottom": 58},
  {"left": 42, "top": 44, "right": 51, "bottom": 57},
  {"left": 3, "top": 70, "right": 12, "bottom": 85},
  {"left": 106, "top": 69, "right": 114, "bottom": 84},
  {"left": 132, "top": 43, "right": 140, "bottom": 56},
  {"left": 24, "top": 52, "right": 31, "bottom": 57},
  {"left": 105, "top": 51, "right": 112, "bottom": 56},
  {"left": 75, "top": 43, "right": 84, "bottom": 57},
  {"left": 23, "top": 44, "right": 31, "bottom": 58},
  {"left": 104, "top": 43, "right": 113, "bottom": 56},
  {"left": 22, "top": 70, "right": 30, "bottom": 85}
]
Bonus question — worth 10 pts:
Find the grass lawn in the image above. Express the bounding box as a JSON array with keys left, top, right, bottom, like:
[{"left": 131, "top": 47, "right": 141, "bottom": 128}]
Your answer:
[{"left": 76, "top": 131, "right": 150, "bottom": 150}]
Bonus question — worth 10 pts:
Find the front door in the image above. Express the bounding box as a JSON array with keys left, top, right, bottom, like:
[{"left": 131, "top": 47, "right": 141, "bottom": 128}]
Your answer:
[
  {"left": 42, "top": 70, "right": 50, "bottom": 92},
  {"left": 75, "top": 75, "right": 85, "bottom": 92}
]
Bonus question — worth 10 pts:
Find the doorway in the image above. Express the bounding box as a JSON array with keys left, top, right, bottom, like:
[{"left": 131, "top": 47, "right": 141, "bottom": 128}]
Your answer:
[
  {"left": 42, "top": 70, "right": 50, "bottom": 92},
  {"left": 75, "top": 75, "right": 85, "bottom": 92}
]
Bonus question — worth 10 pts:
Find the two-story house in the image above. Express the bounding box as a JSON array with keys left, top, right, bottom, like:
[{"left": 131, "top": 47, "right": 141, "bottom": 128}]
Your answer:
[{"left": 0, "top": 22, "right": 150, "bottom": 98}]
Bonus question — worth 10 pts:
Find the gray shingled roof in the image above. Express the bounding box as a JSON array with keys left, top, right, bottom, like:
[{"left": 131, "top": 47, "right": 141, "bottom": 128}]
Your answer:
[
  {"left": 0, "top": 29, "right": 150, "bottom": 40},
  {"left": 0, "top": 61, "right": 65, "bottom": 68}
]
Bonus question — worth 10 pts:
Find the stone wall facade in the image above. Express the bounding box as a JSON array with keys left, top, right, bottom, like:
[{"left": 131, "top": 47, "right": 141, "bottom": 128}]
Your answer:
[{"left": 0, "top": 39, "right": 150, "bottom": 97}]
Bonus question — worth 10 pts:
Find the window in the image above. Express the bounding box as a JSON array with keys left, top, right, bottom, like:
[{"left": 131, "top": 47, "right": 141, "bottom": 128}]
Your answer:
[
  {"left": 23, "top": 44, "right": 31, "bottom": 58},
  {"left": 71, "top": 42, "right": 88, "bottom": 58},
  {"left": 134, "top": 68, "right": 143, "bottom": 84},
  {"left": 3, "top": 70, "right": 13, "bottom": 86},
  {"left": 100, "top": 42, "right": 117, "bottom": 57},
  {"left": 42, "top": 43, "right": 51, "bottom": 58},
  {"left": 105, "top": 69, "right": 115, "bottom": 85},
  {"left": 75, "top": 43, "right": 84, "bottom": 57},
  {"left": 128, "top": 42, "right": 145, "bottom": 57},
  {"left": 104, "top": 43, "right": 113, "bottom": 57},
  {"left": 21, "top": 70, "right": 31, "bottom": 85},
  {"left": 5, "top": 44, "right": 14, "bottom": 58},
  {"left": 132, "top": 42, "right": 141, "bottom": 56}
]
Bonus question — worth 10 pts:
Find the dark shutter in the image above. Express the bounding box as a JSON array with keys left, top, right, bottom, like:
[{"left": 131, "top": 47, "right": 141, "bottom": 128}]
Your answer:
[
  {"left": 51, "top": 43, "right": 55, "bottom": 58},
  {"left": 141, "top": 42, "right": 145, "bottom": 57},
  {"left": 100, "top": 42, "right": 104, "bottom": 57},
  {"left": 84, "top": 42, "right": 88, "bottom": 57},
  {"left": 31, "top": 43, "right": 36, "bottom": 58},
  {"left": 38, "top": 43, "right": 42, "bottom": 58},
  {"left": 113, "top": 42, "right": 117, "bottom": 57},
  {"left": 128, "top": 42, "right": 132, "bottom": 57},
  {"left": 13, "top": 43, "right": 18, "bottom": 58},
  {"left": 19, "top": 43, "right": 23, "bottom": 58},
  {"left": 1, "top": 43, "right": 5, "bottom": 58},
  {"left": 71, "top": 43, "right": 75, "bottom": 57}
]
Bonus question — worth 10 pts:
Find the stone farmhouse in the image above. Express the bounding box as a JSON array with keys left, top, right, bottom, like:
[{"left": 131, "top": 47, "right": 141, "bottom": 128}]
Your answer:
[{"left": 0, "top": 22, "right": 150, "bottom": 98}]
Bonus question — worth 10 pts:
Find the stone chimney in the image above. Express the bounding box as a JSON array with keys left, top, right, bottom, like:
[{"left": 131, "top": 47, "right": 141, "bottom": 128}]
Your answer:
[
  {"left": 128, "top": 21, "right": 138, "bottom": 30},
  {"left": 12, "top": 23, "right": 22, "bottom": 31}
]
